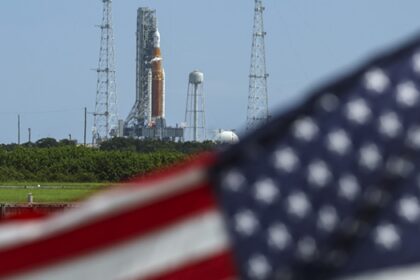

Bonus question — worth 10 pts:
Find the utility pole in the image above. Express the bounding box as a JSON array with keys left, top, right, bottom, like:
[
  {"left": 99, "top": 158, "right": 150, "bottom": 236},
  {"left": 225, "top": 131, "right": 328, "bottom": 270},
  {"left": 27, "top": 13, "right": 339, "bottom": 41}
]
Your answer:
[
  {"left": 28, "top": 128, "right": 31, "bottom": 143},
  {"left": 84, "top": 107, "right": 87, "bottom": 146},
  {"left": 246, "top": 0, "right": 269, "bottom": 131},
  {"left": 17, "top": 114, "right": 21, "bottom": 145}
]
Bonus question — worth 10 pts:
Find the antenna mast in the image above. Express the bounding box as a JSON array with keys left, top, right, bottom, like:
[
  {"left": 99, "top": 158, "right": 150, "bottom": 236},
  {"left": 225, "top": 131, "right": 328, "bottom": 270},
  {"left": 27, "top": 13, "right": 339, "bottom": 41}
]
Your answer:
[{"left": 246, "top": 0, "right": 269, "bottom": 131}]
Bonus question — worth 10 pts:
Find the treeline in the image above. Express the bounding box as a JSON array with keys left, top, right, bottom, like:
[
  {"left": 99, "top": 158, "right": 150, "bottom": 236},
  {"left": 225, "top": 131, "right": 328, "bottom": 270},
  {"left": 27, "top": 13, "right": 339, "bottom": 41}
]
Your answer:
[
  {"left": 0, "top": 138, "right": 77, "bottom": 151},
  {"left": 99, "top": 137, "right": 216, "bottom": 154},
  {"left": 0, "top": 137, "right": 216, "bottom": 183},
  {"left": 0, "top": 137, "right": 217, "bottom": 154}
]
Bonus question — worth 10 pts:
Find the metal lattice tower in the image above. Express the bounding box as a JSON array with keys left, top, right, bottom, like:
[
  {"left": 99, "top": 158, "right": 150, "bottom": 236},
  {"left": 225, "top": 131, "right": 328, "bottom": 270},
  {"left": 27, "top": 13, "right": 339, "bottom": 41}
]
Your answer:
[
  {"left": 246, "top": 0, "right": 269, "bottom": 131},
  {"left": 93, "top": 0, "right": 118, "bottom": 144}
]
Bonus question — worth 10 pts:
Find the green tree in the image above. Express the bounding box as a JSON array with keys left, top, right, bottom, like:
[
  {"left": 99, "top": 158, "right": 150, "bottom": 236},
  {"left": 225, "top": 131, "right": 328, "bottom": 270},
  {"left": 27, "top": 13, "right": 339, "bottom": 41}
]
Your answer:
[{"left": 35, "top": 138, "right": 59, "bottom": 148}]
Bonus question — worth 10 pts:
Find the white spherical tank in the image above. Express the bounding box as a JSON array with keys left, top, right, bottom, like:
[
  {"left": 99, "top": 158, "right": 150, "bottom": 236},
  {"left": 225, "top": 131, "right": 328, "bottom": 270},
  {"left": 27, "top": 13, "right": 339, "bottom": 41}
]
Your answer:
[
  {"left": 216, "top": 130, "right": 239, "bottom": 144},
  {"left": 189, "top": 70, "right": 204, "bottom": 85}
]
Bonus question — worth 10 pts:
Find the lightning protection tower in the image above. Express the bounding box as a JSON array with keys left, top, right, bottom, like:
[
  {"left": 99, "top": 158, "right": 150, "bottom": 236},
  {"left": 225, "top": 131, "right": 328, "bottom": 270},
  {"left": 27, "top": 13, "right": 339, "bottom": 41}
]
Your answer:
[
  {"left": 93, "top": 0, "right": 118, "bottom": 145},
  {"left": 246, "top": 0, "right": 269, "bottom": 131},
  {"left": 185, "top": 71, "right": 206, "bottom": 142}
]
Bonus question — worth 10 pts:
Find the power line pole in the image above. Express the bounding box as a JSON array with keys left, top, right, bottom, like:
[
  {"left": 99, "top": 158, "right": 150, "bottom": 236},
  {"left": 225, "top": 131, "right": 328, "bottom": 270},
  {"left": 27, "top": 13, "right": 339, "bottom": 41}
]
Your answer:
[
  {"left": 84, "top": 107, "right": 87, "bottom": 146},
  {"left": 17, "top": 114, "right": 21, "bottom": 145},
  {"left": 93, "top": 0, "right": 118, "bottom": 145},
  {"left": 246, "top": 0, "right": 269, "bottom": 131},
  {"left": 28, "top": 128, "right": 31, "bottom": 143}
]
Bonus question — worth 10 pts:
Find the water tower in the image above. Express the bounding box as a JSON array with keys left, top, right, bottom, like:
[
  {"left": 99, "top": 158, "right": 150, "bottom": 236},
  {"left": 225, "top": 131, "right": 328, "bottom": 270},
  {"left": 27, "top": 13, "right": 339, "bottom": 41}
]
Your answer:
[{"left": 184, "top": 70, "right": 206, "bottom": 142}]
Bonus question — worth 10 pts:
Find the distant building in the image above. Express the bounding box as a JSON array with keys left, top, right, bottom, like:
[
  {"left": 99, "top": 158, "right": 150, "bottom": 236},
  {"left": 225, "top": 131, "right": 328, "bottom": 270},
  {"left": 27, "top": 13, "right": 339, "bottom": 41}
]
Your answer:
[{"left": 214, "top": 130, "right": 240, "bottom": 144}]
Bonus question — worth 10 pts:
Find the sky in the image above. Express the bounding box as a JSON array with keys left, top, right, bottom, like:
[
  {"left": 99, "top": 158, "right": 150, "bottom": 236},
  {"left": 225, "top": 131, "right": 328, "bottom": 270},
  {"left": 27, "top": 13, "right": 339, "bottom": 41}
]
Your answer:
[{"left": 1, "top": 1, "right": 420, "bottom": 144}]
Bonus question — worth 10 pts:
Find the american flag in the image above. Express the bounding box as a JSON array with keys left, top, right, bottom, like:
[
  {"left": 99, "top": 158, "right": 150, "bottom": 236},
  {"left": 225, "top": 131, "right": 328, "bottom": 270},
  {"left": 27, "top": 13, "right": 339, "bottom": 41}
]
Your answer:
[
  {"left": 212, "top": 32, "right": 420, "bottom": 280},
  {"left": 2, "top": 34, "right": 420, "bottom": 279}
]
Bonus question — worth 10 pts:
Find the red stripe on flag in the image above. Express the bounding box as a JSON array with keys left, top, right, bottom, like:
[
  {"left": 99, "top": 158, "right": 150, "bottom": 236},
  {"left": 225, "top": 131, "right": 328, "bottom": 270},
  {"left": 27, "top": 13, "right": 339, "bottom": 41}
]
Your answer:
[
  {"left": 145, "top": 250, "right": 237, "bottom": 280},
  {"left": 0, "top": 183, "right": 217, "bottom": 277}
]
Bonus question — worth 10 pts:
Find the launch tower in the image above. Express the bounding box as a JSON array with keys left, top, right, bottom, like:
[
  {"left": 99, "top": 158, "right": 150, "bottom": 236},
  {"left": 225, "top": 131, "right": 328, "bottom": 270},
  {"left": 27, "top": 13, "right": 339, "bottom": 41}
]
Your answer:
[
  {"left": 125, "top": 7, "right": 182, "bottom": 140},
  {"left": 126, "top": 8, "right": 156, "bottom": 128},
  {"left": 246, "top": 0, "right": 269, "bottom": 131}
]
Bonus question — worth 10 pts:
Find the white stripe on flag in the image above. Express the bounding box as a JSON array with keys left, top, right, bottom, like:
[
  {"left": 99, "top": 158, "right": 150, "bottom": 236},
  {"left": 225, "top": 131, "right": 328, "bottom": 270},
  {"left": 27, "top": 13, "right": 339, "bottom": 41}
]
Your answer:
[
  {"left": 342, "top": 264, "right": 420, "bottom": 280},
  {"left": 9, "top": 210, "right": 229, "bottom": 280}
]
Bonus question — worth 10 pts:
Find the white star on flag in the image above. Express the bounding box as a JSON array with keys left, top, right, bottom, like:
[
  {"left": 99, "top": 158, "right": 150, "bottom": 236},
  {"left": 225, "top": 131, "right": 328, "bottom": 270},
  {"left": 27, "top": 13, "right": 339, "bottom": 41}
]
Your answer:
[
  {"left": 235, "top": 210, "right": 259, "bottom": 236},
  {"left": 364, "top": 68, "right": 390, "bottom": 93},
  {"left": 378, "top": 112, "right": 402, "bottom": 138},
  {"left": 346, "top": 99, "right": 372, "bottom": 125},
  {"left": 397, "top": 196, "right": 420, "bottom": 223},
  {"left": 338, "top": 174, "right": 360, "bottom": 201},
  {"left": 307, "top": 160, "right": 332, "bottom": 188},
  {"left": 326, "top": 129, "right": 352, "bottom": 155},
  {"left": 359, "top": 143, "right": 382, "bottom": 170},
  {"left": 273, "top": 147, "right": 299, "bottom": 173},
  {"left": 396, "top": 81, "right": 419, "bottom": 107},
  {"left": 254, "top": 178, "right": 279, "bottom": 204},
  {"left": 293, "top": 117, "right": 319, "bottom": 141},
  {"left": 374, "top": 223, "right": 400, "bottom": 250},
  {"left": 267, "top": 223, "right": 291, "bottom": 250},
  {"left": 286, "top": 192, "right": 311, "bottom": 218}
]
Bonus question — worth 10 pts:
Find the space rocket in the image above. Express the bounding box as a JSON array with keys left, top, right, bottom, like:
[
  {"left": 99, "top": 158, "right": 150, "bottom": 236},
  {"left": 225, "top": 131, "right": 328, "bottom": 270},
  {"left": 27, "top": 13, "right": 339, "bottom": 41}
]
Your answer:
[{"left": 150, "top": 28, "right": 165, "bottom": 123}]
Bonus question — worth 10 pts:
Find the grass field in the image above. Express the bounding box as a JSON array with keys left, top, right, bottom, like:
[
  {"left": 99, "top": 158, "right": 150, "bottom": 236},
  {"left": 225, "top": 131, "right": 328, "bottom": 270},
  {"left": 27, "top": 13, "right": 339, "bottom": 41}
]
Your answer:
[
  {"left": 0, "top": 188, "right": 102, "bottom": 203},
  {"left": 0, "top": 182, "right": 120, "bottom": 203},
  {"left": 0, "top": 182, "right": 106, "bottom": 188}
]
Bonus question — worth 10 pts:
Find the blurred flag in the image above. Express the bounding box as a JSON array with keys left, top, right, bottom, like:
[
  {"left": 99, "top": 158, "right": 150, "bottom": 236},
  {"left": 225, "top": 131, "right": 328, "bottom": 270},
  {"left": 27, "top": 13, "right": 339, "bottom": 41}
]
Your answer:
[
  {"left": 0, "top": 156, "right": 236, "bottom": 279},
  {"left": 212, "top": 32, "right": 420, "bottom": 280},
  {"left": 3, "top": 33, "right": 420, "bottom": 279}
]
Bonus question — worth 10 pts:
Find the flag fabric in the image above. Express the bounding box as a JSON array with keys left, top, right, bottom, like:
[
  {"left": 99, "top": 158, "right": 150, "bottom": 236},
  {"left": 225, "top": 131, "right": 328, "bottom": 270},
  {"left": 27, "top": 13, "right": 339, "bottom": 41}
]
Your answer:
[
  {"left": 3, "top": 33, "right": 420, "bottom": 280},
  {"left": 0, "top": 156, "right": 237, "bottom": 280},
  {"left": 212, "top": 32, "right": 420, "bottom": 280}
]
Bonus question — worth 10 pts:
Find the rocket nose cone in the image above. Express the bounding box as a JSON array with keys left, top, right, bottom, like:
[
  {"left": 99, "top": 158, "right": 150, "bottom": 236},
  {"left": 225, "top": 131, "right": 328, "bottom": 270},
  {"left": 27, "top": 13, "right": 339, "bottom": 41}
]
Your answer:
[
  {"left": 153, "top": 29, "right": 161, "bottom": 48},
  {"left": 154, "top": 29, "right": 160, "bottom": 39}
]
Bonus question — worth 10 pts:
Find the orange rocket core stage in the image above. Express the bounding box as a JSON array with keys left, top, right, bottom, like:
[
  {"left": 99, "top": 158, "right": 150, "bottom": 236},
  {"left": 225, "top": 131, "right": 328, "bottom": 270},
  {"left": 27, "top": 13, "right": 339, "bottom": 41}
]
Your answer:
[{"left": 151, "top": 47, "right": 164, "bottom": 118}]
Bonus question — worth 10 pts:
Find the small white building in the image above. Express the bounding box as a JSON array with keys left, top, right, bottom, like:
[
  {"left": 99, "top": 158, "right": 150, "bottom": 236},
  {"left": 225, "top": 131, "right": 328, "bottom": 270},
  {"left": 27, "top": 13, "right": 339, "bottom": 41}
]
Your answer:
[{"left": 214, "top": 130, "right": 239, "bottom": 144}]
